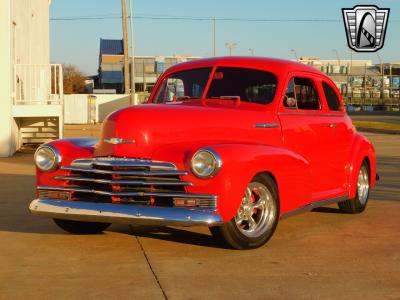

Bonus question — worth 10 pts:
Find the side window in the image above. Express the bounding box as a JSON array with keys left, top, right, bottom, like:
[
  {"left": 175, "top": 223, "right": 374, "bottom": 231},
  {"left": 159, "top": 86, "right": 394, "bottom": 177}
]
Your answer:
[
  {"left": 284, "top": 77, "right": 320, "bottom": 110},
  {"left": 322, "top": 82, "right": 342, "bottom": 111}
]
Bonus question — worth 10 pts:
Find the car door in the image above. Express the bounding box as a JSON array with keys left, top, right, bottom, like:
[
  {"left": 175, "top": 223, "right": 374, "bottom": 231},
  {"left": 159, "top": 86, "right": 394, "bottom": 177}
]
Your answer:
[
  {"left": 319, "top": 80, "right": 354, "bottom": 195},
  {"left": 278, "top": 72, "right": 338, "bottom": 203}
]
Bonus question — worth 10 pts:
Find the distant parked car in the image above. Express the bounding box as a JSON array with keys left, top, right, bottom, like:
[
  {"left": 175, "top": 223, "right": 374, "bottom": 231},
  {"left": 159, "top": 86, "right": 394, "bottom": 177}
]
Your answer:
[{"left": 30, "top": 57, "right": 377, "bottom": 249}]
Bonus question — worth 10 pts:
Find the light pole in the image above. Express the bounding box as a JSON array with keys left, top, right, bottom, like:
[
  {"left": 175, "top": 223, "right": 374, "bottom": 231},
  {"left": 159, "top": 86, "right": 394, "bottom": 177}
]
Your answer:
[
  {"left": 248, "top": 48, "right": 255, "bottom": 56},
  {"left": 332, "top": 49, "right": 341, "bottom": 66},
  {"left": 129, "top": 0, "right": 136, "bottom": 104},
  {"left": 376, "top": 52, "right": 384, "bottom": 100},
  {"left": 290, "top": 49, "right": 298, "bottom": 61},
  {"left": 225, "top": 42, "right": 237, "bottom": 56}
]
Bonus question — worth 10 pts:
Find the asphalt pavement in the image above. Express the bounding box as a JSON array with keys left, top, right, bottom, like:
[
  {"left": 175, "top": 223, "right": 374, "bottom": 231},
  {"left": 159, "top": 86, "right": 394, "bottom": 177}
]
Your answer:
[{"left": 0, "top": 132, "right": 399, "bottom": 299}]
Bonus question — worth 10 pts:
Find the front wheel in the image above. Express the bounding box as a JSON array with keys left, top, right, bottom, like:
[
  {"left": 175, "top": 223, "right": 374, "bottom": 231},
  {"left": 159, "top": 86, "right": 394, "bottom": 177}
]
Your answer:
[
  {"left": 53, "top": 219, "right": 111, "bottom": 234},
  {"left": 210, "top": 174, "right": 279, "bottom": 249},
  {"left": 338, "top": 161, "right": 370, "bottom": 214}
]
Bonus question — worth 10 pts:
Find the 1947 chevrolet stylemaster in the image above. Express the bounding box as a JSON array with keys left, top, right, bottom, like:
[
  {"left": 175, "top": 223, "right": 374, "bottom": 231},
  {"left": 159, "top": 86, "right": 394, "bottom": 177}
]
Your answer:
[{"left": 30, "top": 57, "right": 377, "bottom": 249}]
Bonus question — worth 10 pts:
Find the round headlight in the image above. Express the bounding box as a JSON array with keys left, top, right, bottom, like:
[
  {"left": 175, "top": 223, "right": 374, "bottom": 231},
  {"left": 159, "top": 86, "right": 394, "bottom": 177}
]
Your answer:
[
  {"left": 191, "top": 148, "right": 222, "bottom": 178},
  {"left": 34, "top": 145, "right": 61, "bottom": 171}
]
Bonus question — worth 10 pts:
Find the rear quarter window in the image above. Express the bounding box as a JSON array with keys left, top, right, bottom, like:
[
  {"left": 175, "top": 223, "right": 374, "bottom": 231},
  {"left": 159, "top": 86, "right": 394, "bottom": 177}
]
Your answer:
[{"left": 322, "top": 82, "right": 342, "bottom": 111}]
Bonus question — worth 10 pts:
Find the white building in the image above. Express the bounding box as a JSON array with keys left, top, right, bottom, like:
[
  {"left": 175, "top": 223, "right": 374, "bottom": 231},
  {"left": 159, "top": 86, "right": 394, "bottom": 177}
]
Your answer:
[{"left": 0, "top": 0, "right": 63, "bottom": 157}]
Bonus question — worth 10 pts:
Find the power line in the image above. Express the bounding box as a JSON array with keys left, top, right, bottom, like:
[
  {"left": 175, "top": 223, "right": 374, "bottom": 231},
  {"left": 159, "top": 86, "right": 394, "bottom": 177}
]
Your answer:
[{"left": 51, "top": 15, "right": 400, "bottom": 22}]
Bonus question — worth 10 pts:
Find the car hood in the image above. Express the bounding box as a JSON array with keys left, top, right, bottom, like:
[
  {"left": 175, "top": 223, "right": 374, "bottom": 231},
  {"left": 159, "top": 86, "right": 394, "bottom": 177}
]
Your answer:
[{"left": 94, "top": 102, "right": 277, "bottom": 158}]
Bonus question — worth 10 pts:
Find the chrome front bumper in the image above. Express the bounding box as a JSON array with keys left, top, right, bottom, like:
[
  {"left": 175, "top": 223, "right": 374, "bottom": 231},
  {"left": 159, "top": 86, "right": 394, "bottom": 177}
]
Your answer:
[{"left": 29, "top": 199, "right": 223, "bottom": 227}]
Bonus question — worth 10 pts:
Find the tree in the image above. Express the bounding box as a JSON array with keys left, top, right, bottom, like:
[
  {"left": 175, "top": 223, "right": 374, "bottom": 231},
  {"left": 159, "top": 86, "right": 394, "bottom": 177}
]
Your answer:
[{"left": 63, "top": 64, "right": 87, "bottom": 94}]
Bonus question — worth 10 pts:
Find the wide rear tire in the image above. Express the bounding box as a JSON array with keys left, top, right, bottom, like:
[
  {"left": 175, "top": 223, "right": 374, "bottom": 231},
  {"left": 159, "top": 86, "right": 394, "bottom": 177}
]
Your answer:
[
  {"left": 209, "top": 174, "right": 279, "bottom": 250},
  {"left": 338, "top": 161, "right": 370, "bottom": 214},
  {"left": 53, "top": 219, "right": 111, "bottom": 234}
]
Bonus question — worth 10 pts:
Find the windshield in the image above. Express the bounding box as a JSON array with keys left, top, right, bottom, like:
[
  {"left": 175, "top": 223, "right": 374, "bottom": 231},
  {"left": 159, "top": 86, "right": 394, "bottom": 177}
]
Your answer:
[
  {"left": 154, "top": 68, "right": 212, "bottom": 103},
  {"left": 207, "top": 67, "right": 277, "bottom": 105},
  {"left": 154, "top": 66, "right": 277, "bottom": 105}
]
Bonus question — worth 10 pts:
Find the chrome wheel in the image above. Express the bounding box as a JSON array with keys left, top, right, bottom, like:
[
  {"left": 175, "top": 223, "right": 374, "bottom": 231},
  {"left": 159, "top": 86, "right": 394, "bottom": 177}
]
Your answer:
[
  {"left": 235, "top": 182, "right": 276, "bottom": 238},
  {"left": 357, "top": 165, "right": 369, "bottom": 205}
]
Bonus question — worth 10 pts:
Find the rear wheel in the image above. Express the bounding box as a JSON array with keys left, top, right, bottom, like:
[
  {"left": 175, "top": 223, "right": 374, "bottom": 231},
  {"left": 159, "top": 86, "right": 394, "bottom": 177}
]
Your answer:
[
  {"left": 53, "top": 219, "right": 111, "bottom": 234},
  {"left": 210, "top": 174, "right": 279, "bottom": 249},
  {"left": 338, "top": 161, "right": 370, "bottom": 214}
]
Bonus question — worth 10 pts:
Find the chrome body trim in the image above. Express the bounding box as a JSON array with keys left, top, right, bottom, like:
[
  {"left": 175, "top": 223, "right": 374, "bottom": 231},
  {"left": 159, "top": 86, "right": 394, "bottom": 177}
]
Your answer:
[
  {"left": 38, "top": 185, "right": 217, "bottom": 200},
  {"left": 29, "top": 198, "right": 223, "bottom": 226},
  {"left": 277, "top": 112, "right": 346, "bottom": 117},
  {"left": 104, "top": 138, "right": 135, "bottom": 145},
  {"left": 280, "top": 195, "right": 348, "bottom": 219},
  {"left": 54, "top": 176, "right": 193, "bottom": 186},
  {"left": 254, "top": 123, "right": 280, "bottom": 129}
]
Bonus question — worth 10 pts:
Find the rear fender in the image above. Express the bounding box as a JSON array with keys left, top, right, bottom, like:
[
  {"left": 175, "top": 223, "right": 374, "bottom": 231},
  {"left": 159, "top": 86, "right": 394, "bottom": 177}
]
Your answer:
[{"left": 348, "top": 134, "right": 377, "bottom": 199}]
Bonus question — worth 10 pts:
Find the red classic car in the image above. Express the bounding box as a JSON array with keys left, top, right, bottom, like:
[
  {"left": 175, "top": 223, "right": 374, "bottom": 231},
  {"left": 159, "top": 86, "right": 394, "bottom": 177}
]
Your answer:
[{"left": 30, "top": 57, "right": 377, "bottom": 249}]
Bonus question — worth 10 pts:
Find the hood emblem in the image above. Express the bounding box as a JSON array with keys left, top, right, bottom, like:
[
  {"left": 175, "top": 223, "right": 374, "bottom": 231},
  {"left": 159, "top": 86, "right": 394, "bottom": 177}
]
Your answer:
[{"left": 104, "top": 138, "right": 135, "bottom": 145}]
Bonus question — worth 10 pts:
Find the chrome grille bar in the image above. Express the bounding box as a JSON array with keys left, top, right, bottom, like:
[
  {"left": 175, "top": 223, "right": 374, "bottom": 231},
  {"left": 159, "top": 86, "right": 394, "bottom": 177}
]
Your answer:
[
  {"left": 71, "top": 158, "right": 177, "bottom": 171},
  {"left": 55, "top": 176, "right": 193, "bottom": 186},
  {"left": 38, "top": 186, "right": 217, "bottom": 200},
  {"left": 61, "top": 166, "right": 188, "bottom": 176},
  {"left": 51, "top": 157, "right": 217, "bottom": 209}
]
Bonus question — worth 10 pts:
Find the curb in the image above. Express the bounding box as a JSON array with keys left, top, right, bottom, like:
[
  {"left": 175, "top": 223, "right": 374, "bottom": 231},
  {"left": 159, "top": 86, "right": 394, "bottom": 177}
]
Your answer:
[{"left": 356, "top": 127, "right": 400, "bottom": 135}]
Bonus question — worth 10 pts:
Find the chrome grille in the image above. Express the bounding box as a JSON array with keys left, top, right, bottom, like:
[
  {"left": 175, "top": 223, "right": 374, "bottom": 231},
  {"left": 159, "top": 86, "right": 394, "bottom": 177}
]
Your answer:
[{"left": 39, "top": 157, "right": 217, "bottom": 209}]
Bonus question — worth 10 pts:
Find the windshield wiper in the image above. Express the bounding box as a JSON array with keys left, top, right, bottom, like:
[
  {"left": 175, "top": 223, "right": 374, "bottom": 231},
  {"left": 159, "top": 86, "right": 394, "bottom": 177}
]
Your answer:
[
  {"left": 176, "top": 96, "right": 200, "bottom": 101},
  {"left": 210, "top": 96, "right": 241, "bottom": 101}
]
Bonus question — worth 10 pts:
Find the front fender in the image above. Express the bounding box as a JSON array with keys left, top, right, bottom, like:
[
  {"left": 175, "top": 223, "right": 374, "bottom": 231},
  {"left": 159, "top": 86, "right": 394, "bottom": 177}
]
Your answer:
[
  {"left": 36, "top": 138, "right": 98, "bottom": 187},
  {"left": 153, "top": 143, "right": 312, "bottom": 222}
]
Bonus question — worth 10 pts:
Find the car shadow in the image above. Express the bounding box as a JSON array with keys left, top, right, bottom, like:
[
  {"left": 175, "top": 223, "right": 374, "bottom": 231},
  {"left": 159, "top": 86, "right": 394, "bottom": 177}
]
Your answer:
[
  {"left": 311, "top": 206, "right": 342, "bottom": 214},
  {"left": 0, "top": 173, "right": 229, "bottom": 248},
  {"left": 128, "top": 225, "right": 229, "bottom": 249}
]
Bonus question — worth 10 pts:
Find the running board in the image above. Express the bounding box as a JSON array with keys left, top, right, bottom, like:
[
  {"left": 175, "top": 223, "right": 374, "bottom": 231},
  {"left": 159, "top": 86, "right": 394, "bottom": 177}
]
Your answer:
[{"left": 280, "top": 195, "right": 349, "bottom": 219}]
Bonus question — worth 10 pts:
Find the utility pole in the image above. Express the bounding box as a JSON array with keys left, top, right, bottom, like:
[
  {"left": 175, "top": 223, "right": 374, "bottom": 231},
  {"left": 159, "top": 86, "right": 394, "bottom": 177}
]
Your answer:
[
  {"left": 129, "top": 0, "right": 136, "bottom": 104},
  {"left": 121, "top": 0, "right": 130, "bottom": 94},
  {"left": 225, "top": 42, "right": 237, "bottom": 56},
  {"left": 212, "top": 17, "right": 216, "bottom": 56}
]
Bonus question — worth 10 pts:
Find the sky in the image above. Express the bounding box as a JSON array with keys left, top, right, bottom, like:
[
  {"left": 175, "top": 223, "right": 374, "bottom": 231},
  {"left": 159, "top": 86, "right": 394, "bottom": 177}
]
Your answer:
[{"left": 50, "top": 0, "right": 400, "bottom": 75}]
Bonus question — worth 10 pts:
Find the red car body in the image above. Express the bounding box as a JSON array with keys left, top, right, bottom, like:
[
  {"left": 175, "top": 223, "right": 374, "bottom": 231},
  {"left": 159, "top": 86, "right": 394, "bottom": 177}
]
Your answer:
[{"left": 30, "top": 57, "right": 377, "bottom": 248}]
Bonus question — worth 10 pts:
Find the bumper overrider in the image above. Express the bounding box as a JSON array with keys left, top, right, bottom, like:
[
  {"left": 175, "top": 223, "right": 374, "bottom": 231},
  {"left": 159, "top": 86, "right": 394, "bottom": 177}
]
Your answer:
[{"left": 29, "top": 157, "right": 222, "bottom": 226}]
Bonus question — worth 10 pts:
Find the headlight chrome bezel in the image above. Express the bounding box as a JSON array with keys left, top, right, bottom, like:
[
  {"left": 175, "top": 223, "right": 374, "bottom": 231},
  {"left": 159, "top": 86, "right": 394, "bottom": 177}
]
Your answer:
[
  {"left": 190, "top": 148, "right": 223, "bottom": 178},
  {"left": 34, "top": 144, "right": 61, "bottom": 172}
]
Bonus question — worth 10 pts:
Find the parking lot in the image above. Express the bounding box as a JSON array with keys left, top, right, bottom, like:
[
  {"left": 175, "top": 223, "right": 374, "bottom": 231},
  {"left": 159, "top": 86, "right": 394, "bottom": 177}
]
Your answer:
[{"left": 0, "top": 132, "right": 399, "bottom": 299}]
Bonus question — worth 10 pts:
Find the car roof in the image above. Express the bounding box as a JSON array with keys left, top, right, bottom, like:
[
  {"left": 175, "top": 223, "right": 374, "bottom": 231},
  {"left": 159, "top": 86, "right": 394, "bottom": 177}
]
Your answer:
[{"left": 165, "top": 56, "right": 326, "bottom": 78}]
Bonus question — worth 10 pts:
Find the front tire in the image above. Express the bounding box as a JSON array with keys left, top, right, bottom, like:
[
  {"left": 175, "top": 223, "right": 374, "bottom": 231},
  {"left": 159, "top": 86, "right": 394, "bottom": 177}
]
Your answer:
[
  {"left": 338, "top": 161, "right": 370, "bottom": 214},
  {"left": 210, "top": 174, "right": 279, "bottom": 249},
  {"left": 53, "top": 219, "right": 111, "bottom": 234}
]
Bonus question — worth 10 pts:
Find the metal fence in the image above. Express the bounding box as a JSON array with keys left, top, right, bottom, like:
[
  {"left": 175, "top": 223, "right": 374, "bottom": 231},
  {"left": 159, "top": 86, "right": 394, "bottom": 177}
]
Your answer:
[{"left": 318, "top": 64, "right": 400, "bottom": 111}]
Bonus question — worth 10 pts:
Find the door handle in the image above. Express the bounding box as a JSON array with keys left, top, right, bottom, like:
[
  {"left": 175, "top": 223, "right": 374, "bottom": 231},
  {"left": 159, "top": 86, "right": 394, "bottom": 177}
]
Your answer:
[{"left": 328, "top": 123, "right": 337, "bottom": 128}]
